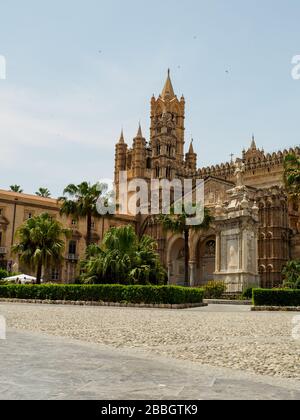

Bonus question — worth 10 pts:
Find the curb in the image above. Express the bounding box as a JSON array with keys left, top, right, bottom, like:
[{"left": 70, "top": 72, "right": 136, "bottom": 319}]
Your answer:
[
  {"left": 0, "top": 298, "right": 207, "bottom": 310},
  {"left": 251, "top": 306, "right": 300, "bottom": 312},
  {"left": 204, "top": 299, "right": 252, "bottom": 306}
]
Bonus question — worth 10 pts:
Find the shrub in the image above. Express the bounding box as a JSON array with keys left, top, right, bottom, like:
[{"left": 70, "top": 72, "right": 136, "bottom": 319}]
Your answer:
[
  {"left": 282, "top": 260, "right": 300, "bottom": 289},
  {"left": 242, "top": 286, "right": 257, "bottom": 300},
  {"left": 203, "top": 281, "right": 226, "bottom": 299},
  {"left": 0, "top": 269, "right": 9, "bottom": 280},
  {"left": 0, "top": 284, "right": 204, "bottom": 305},
  {"left": 253, "top": 289, "right": 300, "bottom": 307}
]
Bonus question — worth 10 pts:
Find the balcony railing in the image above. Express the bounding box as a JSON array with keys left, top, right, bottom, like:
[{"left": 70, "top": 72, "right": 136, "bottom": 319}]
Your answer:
[
  {"left": 67, "top": 253, "right": 79, "bottom": 261},
  {"left": 0, "top": 247, "right": 7, "bottom": 255}
]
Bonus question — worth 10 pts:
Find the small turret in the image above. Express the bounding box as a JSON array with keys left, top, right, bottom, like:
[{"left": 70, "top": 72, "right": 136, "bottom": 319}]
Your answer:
[
  {"left": 244, "top": 135, "right": 265, "bottom": 161},
  {"left": 115, "top": 129, "right": 128, "bottom": 185},
  {"left": 185, "top": 139, "right": 197, "bottom": 172},
  {"left": 132, "top": 123, "right": 146, "bottom": 177},
  {"left": 250, "top": 134, "right": 257, "bottom": 150}
]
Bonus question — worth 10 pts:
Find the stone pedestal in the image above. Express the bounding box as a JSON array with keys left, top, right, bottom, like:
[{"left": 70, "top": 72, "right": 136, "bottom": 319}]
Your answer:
[{"left": 214, "top": 186, "right": 260, "bottom": 293}]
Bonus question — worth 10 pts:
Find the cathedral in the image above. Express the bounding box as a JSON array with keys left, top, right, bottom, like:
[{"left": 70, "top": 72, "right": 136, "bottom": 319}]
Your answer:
[
  {"left": 1, "top": 72, "right": 299, "bottom": 289},
  {"left": 114, "top": 71, "right": 300, "bottom": 291}
]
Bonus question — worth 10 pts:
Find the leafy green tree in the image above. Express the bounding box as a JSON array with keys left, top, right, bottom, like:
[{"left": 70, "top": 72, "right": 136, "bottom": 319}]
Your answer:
[
  {"left": 59, "top": 182, "right": 108, "bottom": 248},
  {"left": 10, "top": 185, "right": 23, "bottom": 193},
  {"left": 36, "top": 188, "right": 51, "bottom": 198},
  {"left": 282, "top": 260, "right": 300, "bottom": 289},
  {"left": 159, "top": 206, "right": 213, "bottom": 286},
  {"left": 12, "top": 213, "right": 70, "bottom": 284},
  {"left": 284, "top": 153, "right": 300, "bottom": 198},
  {"left": 81, "top": 225, "right": 167, "bottom": 285}
]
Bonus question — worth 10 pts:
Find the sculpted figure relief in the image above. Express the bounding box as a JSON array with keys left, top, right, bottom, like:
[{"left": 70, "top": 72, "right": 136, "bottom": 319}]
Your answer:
[
  {"left": 228, "top": 245, "right": 238, "bottom": 269},
  {"left": 234, "top": 160, "right": 245, "bottom": 188}
]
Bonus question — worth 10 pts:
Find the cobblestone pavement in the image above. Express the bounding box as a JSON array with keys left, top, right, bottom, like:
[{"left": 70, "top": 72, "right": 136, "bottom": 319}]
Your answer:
[
  {"left": 1, "top": 329, "right": 300, "bottom": 400},
  {"left": 0, "top": 303, "right": 300, "bottom": 382}
]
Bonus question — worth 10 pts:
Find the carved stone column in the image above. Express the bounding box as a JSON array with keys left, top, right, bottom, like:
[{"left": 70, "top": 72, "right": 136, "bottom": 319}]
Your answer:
[
  {"left": 189, "top": 261, "right": 197, "bottom": 287},
  {"left": 215, "top": 230, "right": 221, "bottom": 273},
  {"left": 167, "top": 262, "right": 173, "bottom": 285}
]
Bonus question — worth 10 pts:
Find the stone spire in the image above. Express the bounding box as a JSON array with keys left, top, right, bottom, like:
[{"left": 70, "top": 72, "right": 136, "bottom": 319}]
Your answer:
[
  {"left": 136, "top": 122, "right": 143, "bottom": 138},
  {"left": 186, "top": 139, "right": 197, "bottom": 172},
  {"left": 119, "top": 129, "right": 125, "bottom": 144},
  {"left": 188, "top": 139, "right": 195, "bottom": 154},
  {"left": 161, "top": 69, "right": 175, "bottom": 100},
  {"left": 251, "top": 134, "right": 257, "bottom": 150}
]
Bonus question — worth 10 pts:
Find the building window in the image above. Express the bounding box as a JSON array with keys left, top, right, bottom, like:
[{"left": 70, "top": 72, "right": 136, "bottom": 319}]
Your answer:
[
  {"left": 166, "top": 166, "right": 172, "bottom": 179},
  {"left": 51, "top": 268, "right": 60, "bottom": 281},
  {"left": 68, "top": 240, "right": 77, "bottom": 255},
  {"left": 26, "top": 212, "right": 33, "bottom": 220},
  {"left": 146, "top": 158, "right": 152, "bottom": 169},
  {"left": 205, "top": 240, "right": 216, "bottom": 256},
  {"left": 156, "top": 145, "right": 161, "bottom": 156}
]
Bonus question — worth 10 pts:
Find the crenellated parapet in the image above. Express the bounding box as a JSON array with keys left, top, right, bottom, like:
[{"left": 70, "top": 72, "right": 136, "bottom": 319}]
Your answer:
[{"left": 197, "top": 146, "right": 300, "bottom": 180}]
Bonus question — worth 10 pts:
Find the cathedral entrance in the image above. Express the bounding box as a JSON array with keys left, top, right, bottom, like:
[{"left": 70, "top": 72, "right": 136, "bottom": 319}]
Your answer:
[
  {"left": 195, "top": 237, "right": 216, "bottom": 286},
  {"left": 167, "top": 236, "right": 186, "bottom": 286}
]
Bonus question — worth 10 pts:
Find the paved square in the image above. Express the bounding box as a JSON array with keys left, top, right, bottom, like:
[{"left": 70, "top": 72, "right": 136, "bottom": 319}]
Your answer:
[{"left": 0, "top": 303, "right": 299, "bottom": 400}]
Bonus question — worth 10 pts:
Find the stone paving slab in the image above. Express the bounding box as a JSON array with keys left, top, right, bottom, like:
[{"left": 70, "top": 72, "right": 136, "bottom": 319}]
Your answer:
[{"left": 0, "top": 330, "right": 299, "bottom": 400}]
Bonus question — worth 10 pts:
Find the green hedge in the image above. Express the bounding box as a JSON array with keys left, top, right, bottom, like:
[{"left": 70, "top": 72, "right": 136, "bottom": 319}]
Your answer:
[
  {"left": 253, "top": 289, "right": 300, "bottom": 307},
  {"left": 0, "top": 284, "right": 204, "bottom": 305}
]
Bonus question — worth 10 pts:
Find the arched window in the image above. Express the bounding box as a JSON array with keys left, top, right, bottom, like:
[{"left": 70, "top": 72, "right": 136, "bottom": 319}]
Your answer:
[
  {"left": 146, "top": 157, "right": 152, "bottom": 170},
  {"left": 259, "top": 233, "right": 265, "bottom": 259},
  {"left": 166, "top": 166, "right": 171, "bottom": 179},
  {"left": 155, "top": 165, "right": 160, "bottom": 178},
  {"left": 156, "top": 144, "right": 161, "bottom": 156},
  {"left": 266, "top": 202, "right": 272, "bottom": 226},
  {"left": 166, "top": 145, "right": 172, "bottom": 157},
  {"left": 205, "top": 240, "right": 216, "bottom": 256}
]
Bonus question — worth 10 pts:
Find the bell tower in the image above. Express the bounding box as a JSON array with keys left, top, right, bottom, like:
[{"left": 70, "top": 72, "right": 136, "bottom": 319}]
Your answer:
[{"left": 150, "top": 70, "right": 185, "bottom": 171}]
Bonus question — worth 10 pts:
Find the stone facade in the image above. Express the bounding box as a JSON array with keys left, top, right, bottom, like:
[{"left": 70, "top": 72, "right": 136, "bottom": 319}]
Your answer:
[
  {"left": 0, "top": 190, "right": 135, "bottom": 283},
  {"left": 115, "top": 72, "right": 300, "bottom": 291},
  {"left": 1, "top": 72, "right": 299, "bottom": 288}
]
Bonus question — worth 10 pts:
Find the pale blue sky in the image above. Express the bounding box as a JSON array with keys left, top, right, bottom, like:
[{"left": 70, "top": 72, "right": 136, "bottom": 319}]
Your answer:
[{"left": 0, "top": 0, "right": 299, "bottom": 196}]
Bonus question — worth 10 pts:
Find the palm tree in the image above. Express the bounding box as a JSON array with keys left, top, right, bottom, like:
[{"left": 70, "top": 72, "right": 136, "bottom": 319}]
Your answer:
[
  {"left": 59, "top": 182, "right": 108, "bottom": 248},
  {"left": 10, "top": 185, "right": 23, "bottom": 193},
  {"left": 81, "top": 225, "right": 167, "bottom": 285},
  {"left": 282, "top": 260, "right": 300, "bottom": 289},
  {"left": 12, "top": 213, "right": 70, "bottom": 284},
  {"left": 283, "top": 153, "right": 300, "bottom": 198},
  {"left": 159, "top": 206, "right": 213, "bottom": 286},
  {"left": 36, "top": 188, "right": 51, "bottom": 198}
]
